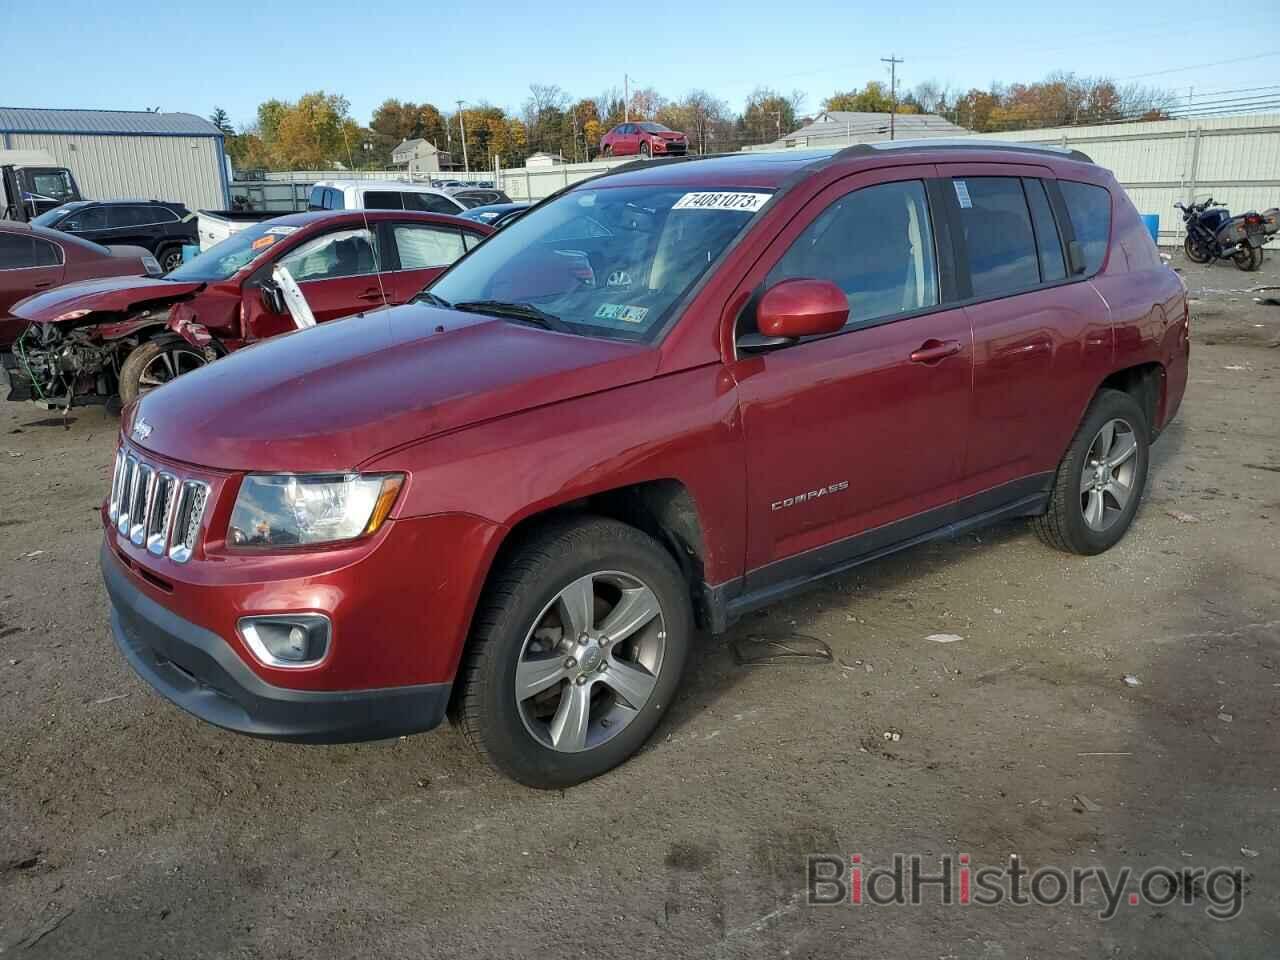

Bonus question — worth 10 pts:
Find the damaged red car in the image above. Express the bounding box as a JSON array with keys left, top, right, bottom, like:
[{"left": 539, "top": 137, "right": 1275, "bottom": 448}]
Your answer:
[{"left": 3, "top": 210, "right": 492, "bottom": 407}]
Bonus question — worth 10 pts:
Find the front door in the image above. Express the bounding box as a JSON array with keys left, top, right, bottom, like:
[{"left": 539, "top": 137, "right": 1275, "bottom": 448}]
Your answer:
[
  {"left": 729, "top": 168, "right": 973, "bottom": 588},
  {"left": 247, "top": 226, "right": 388, "bottom": 338}
]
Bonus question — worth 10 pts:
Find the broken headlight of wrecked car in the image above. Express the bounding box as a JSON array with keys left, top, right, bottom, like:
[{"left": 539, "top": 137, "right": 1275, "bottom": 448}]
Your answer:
[{"left": 228, "top": 473, "right": 404, "bottom": 547}]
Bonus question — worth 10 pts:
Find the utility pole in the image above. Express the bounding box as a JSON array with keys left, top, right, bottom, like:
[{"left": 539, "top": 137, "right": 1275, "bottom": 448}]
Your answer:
[
  {"left": 456, "top": 100, "right": 469, "bottom": 173},
  {"left": 881, "top": 55, "right": 903, "bottom": 140},
  {"left": 624, "top": 74, "right": 630, "bottom": 123}
]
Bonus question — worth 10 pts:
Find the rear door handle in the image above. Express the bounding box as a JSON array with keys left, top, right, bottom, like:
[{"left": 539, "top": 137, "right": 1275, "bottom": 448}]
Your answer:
[
  {"left": 33, "top": 280, "right": 53, "bottom": 289},
  {"left": 910, "top": 339, "right": 962, "bottom": 364},
  {"left": 357, "top": 289, "right": 386, "bottom": 302}
]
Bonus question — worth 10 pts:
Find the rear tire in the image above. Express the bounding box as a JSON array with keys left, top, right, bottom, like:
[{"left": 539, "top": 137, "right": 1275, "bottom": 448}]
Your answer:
[
  {"left": 157, "top": 246, "right": 184, "bottom": 273},
  {"left": 1033, "top": 389, "right": 1150, "bottom": 555},
  {"left": 1183, "top": 235, "right": 1211, "bottom": 264},
  {"left": 117, "top": 336, "right": 208, "bottom": 408},
  {"left": 1233, "top": 243, "right": 1263, "bottom": 271},
  {"left": 456, "top": 517, "right": 692, "bottom": 788}
]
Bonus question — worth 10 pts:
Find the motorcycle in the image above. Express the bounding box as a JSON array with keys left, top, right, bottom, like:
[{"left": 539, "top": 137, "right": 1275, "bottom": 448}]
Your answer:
[{"left": 1175, "top": 197, "right": 1279, "bottom": 271}]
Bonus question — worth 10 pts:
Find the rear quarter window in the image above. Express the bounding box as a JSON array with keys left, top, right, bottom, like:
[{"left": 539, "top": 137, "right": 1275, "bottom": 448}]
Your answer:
[{"left": 1060, "top": 181, "right": 1112, "bottom": 275}]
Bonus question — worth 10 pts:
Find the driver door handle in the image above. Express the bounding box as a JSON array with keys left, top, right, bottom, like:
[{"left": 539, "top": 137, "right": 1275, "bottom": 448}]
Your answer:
[
  {"left": 910, "top": 339, "right": 962, "bottom": 364},
  {"left": 357, "top": 288, "right": 387, "bottom": 302}
]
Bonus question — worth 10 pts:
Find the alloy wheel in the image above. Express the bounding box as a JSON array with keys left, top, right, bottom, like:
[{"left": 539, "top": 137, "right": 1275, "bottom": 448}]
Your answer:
[
  {"left": 137, "top": 346, "right": 206, "bottom": 395},
  {"left": 1080, "top": 418, "right": 1138, "bottom": 532},
  {"left": 515, "top": 570, "right": 666, "bottom": 753}
]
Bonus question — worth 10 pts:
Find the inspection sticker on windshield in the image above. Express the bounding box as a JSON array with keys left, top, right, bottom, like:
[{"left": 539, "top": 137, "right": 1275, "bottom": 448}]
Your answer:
[
  {"left": 251, "top": 235, "right": 278, "bottom": 251},
  {"left": 953, "top": 180, "right": 973, "bottom": 209},
  {"left": 673, "top": 192, "right": 770, "bottom": 213},
  {"left": 265, "top": 225, "right": 299, "bottom": 236},
  {"left": 596, "top": 304, "right": 650, "bottom": 324}
]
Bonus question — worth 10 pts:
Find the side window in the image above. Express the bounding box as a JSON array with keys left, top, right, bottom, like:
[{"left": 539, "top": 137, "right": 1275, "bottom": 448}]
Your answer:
[
  {"left": 278, "top": 228, "right": 381, "bottom": 282},
  {"left": 308, "top": 186, "right": 326, "bottom": 211},
  {"left": 766, "top": 179, "right": 939, "bottom": 328},
  {"left": 328, "top": 189, "right": 345, "bottom": 210},
  {"left": 110, "top": 206, "right": 151, "bottom": 228},
  {"left": 405, "top": 192, "right": 463, "bottom": 215},
  {"left": 32, "top": 237, "right": 62, "bottom": 266},
  {"left": 1059, "top": 181, "right": 1112, "bottom": 275},
  {"left": 363, "top": 191, "right": 404, "bottom": 210},
  {"left": 954, "top": 177, "right": 1040, "bottom": 299},
  {"left": 1024, "top": 179, "right": 1066, "bottom": 283},
  {"left": 65, "top": 207, "right": 109, "bottom": 231},
  {"left": 393, "top": 224, "right": 467, "bottom": 269},
  {"left": 0, "top": 233, "right": 36, "bottom": 269}
]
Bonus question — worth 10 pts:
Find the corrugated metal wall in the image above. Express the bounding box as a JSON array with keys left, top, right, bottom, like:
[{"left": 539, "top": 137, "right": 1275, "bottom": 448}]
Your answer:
[
  {"left": 5, "top": 132, "right": 226, "bottom": 210},
  {"left": 977, "top": 114, "right": 1280, "bottom": 244}
]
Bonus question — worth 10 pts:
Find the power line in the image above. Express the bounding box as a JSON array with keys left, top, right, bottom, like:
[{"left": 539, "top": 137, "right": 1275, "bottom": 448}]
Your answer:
[{"left": 1123, "top": 52, "right": 1280, "bottom": 80}]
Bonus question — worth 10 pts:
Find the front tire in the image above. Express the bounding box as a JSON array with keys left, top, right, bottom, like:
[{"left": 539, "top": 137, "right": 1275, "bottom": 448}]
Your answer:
[
  {"left": 1033, "top": 389, "right": 1150, "bottom": 555},
  {"left": 639, "top": 142, "right": 651, "bottom": 159},
  {"left": 117, "top": 337, "right": 208, "bottom": 407},
  {"left": 1183, "top": 235, "right": 1211, "bottom": 264},
  {"left": 456, "top": 517, "right": 692, "bottom": 788}
]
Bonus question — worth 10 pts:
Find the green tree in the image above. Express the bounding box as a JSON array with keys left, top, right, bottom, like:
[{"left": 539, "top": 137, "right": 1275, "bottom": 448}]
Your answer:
[
  {"left": 740, "top": 87, "right": 802, "bottom": 144},
  {"left": 209, "top": 107, "right": 233, "bottom": 135}
]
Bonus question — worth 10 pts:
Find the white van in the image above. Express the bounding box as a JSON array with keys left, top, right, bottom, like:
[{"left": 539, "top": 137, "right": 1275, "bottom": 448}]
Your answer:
[{"left": 307, "top": 180, "right": 467, "bottom": 216}]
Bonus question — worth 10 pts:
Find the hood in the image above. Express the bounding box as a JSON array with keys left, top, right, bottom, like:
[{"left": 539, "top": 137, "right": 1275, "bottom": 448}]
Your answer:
[
  {"left": 128, "top": 304, "right": 659, "bottom": 472},
  {"left": 12, "top": 276, "right": 203, "bottom": 323}
]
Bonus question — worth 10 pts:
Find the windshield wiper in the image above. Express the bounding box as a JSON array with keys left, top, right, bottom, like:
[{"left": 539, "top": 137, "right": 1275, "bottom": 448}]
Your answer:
[
  {"left": 415, "top": 290, "right": 452, "bottom": 308},
  {"left": 452, "top": 299, "right": 564, "bottom": 331}
]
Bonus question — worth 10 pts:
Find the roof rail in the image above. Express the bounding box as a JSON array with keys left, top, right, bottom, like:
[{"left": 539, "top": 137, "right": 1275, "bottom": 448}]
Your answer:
[{"left": 832, "top": 138, "right": 1094, "bottom": 164}]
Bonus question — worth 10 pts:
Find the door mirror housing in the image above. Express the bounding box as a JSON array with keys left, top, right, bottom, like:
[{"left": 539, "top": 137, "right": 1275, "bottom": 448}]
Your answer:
[
  {"left": 259, "top": 281, "right": 286, "bottom": 315},
  {"left": 739, "top": 278, "right": 849, "bottom": 352}
]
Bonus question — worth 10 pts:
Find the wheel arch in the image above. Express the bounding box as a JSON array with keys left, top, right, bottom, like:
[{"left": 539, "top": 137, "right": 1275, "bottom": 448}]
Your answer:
[{"left": 1096, "top": 361, "right": 1166, "bottom": 440}]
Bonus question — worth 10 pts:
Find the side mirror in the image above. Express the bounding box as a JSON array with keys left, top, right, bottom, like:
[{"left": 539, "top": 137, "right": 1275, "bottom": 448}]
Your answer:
[
  {"left": 739, "top": 278, "right": 849, "bottom": 352},
  {"left": 259, "top": 282, "right": 286, "bottom": 314},
  {"left": 1067, "top": 240, "right": 1088, "bottom": 275}
]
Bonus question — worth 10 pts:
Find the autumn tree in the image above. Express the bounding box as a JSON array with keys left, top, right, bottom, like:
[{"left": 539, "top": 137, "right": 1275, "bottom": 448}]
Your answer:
[
  {"left": 264, "top": 92, "right": 365, "bottom": 170},
  {"left": 658, "top": 90, "right": 731, "bottom": 154},
  {"left": 368, "top": 99, "right": 447, "bottom": 165},
  {"left": 739, "top": 87, "right": 805, "bottom": 144}
]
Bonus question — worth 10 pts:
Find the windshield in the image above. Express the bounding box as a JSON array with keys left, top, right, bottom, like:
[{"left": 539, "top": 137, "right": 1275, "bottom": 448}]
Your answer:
[
  {"left": 428, "top": 185, "right": 771, "bottom": 341},
  {"left": 31, "top": 203, "right": 81, "bottom": 228},
  {"left": 637, "top": 122, "right": 672, "bottom": 133},
  {"left": 166, "top": 221, "right": 296, "bottom": 282}
]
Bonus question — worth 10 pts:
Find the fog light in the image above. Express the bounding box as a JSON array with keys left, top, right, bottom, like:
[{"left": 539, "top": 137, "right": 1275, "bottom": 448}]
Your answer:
[{"left": 238, "top": 615, "right": 331, "bottom": 668}]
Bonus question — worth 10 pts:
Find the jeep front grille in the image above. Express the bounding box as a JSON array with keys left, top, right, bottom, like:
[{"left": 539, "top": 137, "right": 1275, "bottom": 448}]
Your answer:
[{"left": 108, "top": 445, "right": 210, "bottom": 564}]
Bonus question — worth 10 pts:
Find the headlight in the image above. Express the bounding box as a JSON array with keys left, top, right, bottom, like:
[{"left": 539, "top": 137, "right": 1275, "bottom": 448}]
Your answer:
[
  {"left": 229, "top": 473, "right": 404, "bottom": 548},
  {"left": 142, "top": 255, "right": 163, "bottom": 276}
]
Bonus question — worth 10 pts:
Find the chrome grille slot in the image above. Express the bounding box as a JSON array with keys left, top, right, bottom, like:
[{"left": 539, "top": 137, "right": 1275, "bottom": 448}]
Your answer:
[
  {"left": 108, "top": 450, "right": 125, "bottom": 522},
  {"left": 169, "top": 481, "right": 210, "bottom": 564},
  {"left": 116, "top": 456, "right": 137, "bottom": 535},
  {"left": 146, "top": 473, "right": 178, "bottom": 556},
  {"left": 129, "top": 464, "right": 154, "bottom": 546}
]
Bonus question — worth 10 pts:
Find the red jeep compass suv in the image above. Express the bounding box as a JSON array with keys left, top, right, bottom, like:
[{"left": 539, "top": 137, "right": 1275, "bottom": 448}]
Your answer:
[{"left": 101, "top": 142, "right": 1188, "bottom": 787}]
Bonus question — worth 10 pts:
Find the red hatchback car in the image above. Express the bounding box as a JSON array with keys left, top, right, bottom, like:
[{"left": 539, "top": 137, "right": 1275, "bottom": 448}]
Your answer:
[
  {"left": 100, "top": 142, "right": 1187, "bottom": 788},
  {"left": 600, "top": 121, "right": 689, "bottom": 158},
  {"left": 0, "top": 220, "right": 159, "bottom": 350},
  {"left": 6, "top": 210, "right": 491, "bottom": 407}
]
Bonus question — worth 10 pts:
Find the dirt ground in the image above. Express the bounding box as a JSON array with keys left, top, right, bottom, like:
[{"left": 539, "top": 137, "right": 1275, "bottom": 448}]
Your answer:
[{"left": 1, "top": 253, "right": 1278, "bottom": 958}]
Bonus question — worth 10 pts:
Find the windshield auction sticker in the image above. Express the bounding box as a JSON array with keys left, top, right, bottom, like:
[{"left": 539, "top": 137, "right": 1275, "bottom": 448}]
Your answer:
[{"left": 673, "top": 192, "right": 770, "bottom": 213}]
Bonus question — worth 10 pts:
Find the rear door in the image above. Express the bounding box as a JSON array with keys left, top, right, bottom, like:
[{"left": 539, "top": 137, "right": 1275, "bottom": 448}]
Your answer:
[
  {"left": 382, "top": 220, "right": 476, "bottom": 303},
  {"left": 938, "top": 165, "right": 1114, "bottom": 501},
  {"left": 730, "top": 166, "right": 974, "bottom": 583}
]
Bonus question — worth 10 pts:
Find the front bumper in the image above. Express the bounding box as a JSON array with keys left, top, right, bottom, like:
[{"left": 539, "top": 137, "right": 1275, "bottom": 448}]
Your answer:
[{"left": 102, "top": 541, "right": 451, "bottom": 742}]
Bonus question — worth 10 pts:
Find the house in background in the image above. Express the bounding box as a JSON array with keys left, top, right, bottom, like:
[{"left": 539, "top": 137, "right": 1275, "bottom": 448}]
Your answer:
[
  {"left": 748, "top": 111, "right": 970, "bottom": 152},
  {"left": 390, "top": 138, "right": 451, "bottom": 176},
  {"left": 525, "top": 152, "right": 568, "bottom": 169}
]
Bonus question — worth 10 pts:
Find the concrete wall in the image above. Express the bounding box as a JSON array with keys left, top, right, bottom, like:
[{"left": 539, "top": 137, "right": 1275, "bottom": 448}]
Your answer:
[{"left": 4, "top": 132, "right": 227, "bottom": 211}]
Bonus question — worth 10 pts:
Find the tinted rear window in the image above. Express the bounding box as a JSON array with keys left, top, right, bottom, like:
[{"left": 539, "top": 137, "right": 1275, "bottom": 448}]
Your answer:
[
  {"left": 1059, "top": 181, "right": 1111, "bottom": 275},
  {"left": 364, "top": 191, "right": 404, "bottom": 210},
  {"left": 955, "top": 177, "right": 1040, "bottom": 299}
]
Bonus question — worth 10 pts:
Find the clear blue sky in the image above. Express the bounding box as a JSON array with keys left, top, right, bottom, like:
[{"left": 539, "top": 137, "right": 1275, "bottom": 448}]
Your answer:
[{"left": 3, "top": 0, "right": 1277, "bottom": 128}]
